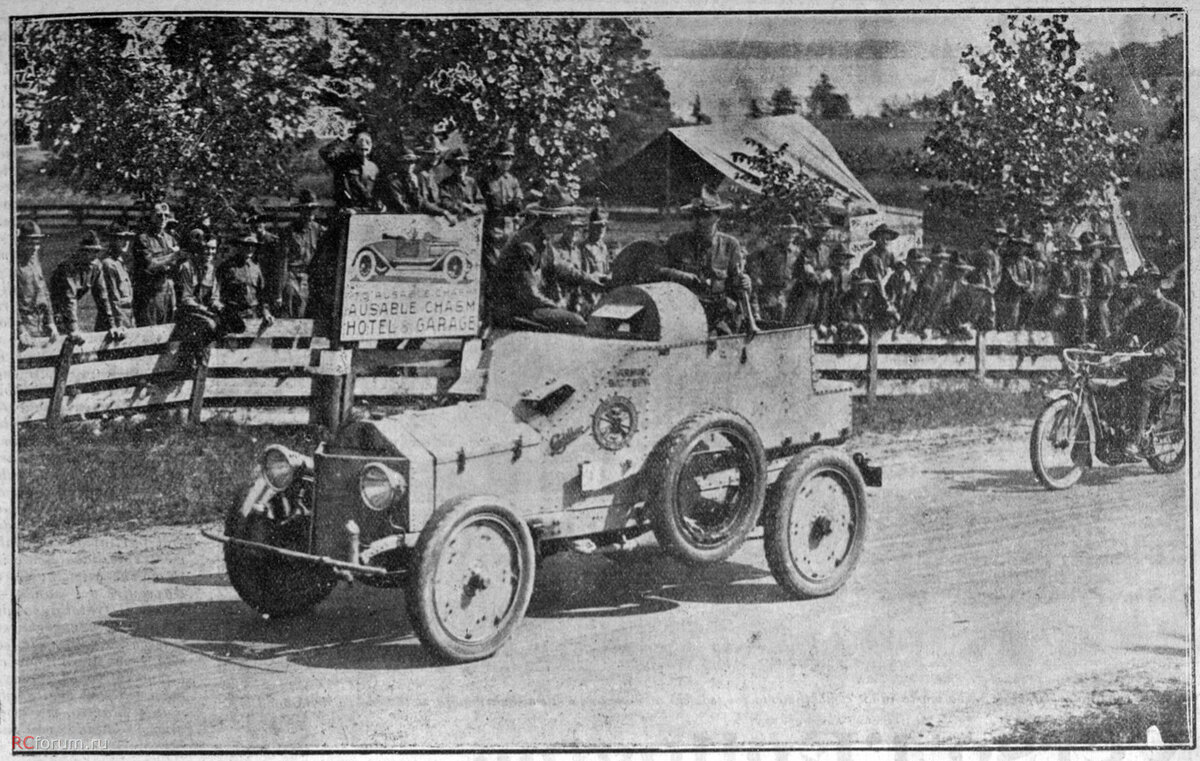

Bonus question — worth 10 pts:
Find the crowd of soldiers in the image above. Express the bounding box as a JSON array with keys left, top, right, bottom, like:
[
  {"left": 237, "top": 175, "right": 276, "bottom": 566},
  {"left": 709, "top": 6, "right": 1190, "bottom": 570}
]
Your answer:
[
  {"left": 744, "top": 215, "right": 1144, "bottom": 345},
  {"left": 12, "top": 121, "right": 1165, "bottom": 354}
]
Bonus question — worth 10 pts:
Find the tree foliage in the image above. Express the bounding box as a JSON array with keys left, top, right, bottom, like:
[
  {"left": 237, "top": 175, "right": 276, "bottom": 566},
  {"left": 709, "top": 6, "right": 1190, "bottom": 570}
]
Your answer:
[
  {"left": 729, "top": 139, "right": 835, "bottom": 235},
  {"left": 15, "top": 17, "right": 359, "bottom": 224},
  {"left": 806, "top": 73, "right": 852, "bottom": 119},
  {"left": 768, "top": 86, "right": 800, "bottom": 116},
  {"left": 920, "top": 14, "right": 1140, "bottom": 230}
]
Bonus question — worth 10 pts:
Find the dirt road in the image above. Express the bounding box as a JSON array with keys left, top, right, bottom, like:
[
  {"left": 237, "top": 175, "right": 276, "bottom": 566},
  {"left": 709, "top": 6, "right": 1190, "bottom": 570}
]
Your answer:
[{"left": 16, "top": 421, "right": 1191, "bottom": 748}]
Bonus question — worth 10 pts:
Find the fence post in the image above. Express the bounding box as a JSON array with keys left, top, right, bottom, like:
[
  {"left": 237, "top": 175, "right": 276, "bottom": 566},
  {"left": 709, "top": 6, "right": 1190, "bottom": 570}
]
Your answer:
[
  {"left": 975, "top": 330, "right": 988, "bottom": 380},
  {"left": 188, "top": 346, "right": 211, "bottom": 424},
  {"left": 866, "top": 329, "right": 879, "bottom": 404},
  {"left": 47, "top": 340, "right": 76, "bottom": 427}
]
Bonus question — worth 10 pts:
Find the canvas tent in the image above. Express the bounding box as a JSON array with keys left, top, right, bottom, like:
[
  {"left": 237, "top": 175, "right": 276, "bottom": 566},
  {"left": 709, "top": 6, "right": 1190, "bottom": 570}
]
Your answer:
[{"left": 597, "top": 114, "right": 879, "bottom": 212}]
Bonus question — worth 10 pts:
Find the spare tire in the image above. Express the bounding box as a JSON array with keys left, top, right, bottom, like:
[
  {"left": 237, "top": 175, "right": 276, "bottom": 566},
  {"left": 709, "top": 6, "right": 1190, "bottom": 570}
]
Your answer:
[{"left": 646, "top": 409, "right": 767, "bottom": 563}]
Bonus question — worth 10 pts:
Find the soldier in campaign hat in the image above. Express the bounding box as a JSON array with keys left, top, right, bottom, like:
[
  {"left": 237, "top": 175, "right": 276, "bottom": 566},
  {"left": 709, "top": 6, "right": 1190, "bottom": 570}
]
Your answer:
[
  {"left": 97, "top": 220, "right": 137, "bottom": 334},
  {"left": 747, "top": 213, "right": 804, "bottom": 323},
  {"left": 216, "top": 230, "right": 274, "bottom": 325},
  {"left": 414, "top": 134, "right": 456, "bottom": 224},
  {"left": 16, "top": 219, "right": 58, "bottom": 349},
  {"left": 574, "top": 205, "right": 612, "bottom": 315},
  {"left": 50, "top": 230, "right": 114, "bottom": 345},
  {"left": 655, "top": 187, "right": 752, "bottom": 335},
  {"left": 374, "top": 144, "right": 422, "bottom": 214},
  {"left": 131, "top": 201, "right": 181, "bottom": 326},
  {"left": 480, "top": 138, "right": 526, "bottom": 267},
  {"left": 859, "top": 221, "right": 900, "bottom": 314},
  {"left": 275, "top": 188, "right": 327, "bottom": 318},
  {"left": 439, "top": 147, "right": 485, "bottom": 218}
]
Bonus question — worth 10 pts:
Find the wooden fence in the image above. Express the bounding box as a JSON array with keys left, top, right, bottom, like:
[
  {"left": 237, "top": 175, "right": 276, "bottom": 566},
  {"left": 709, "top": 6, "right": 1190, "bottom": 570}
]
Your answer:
[{"left": 16, "top": 321, "right": 1066, "bottom": 426}]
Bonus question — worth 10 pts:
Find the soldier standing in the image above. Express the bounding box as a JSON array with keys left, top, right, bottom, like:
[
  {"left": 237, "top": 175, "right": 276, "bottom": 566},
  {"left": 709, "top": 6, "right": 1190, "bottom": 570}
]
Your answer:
[
  {"left": 275, "top": 189, "right": 326, "bottom": 318},
  {"left": 480, "top": 140, "right": 525, "bottom": 268},
  {"left": 747, "top": 214, "right": 803, "bottom": 323},
  {"left": 415, "top": 135, "right": 456, "bottom": 223},
  {"left": 818, "top": 246, "right": 855, "bottom": 339},
  {"left": 50, "top": 231, "right": 113, "bottom": 345},
  {"left": 374, "top": 145, "right": 421, "bottom": 213},
  {"left": 909, "top": 245, "right": 949, "bottom": 337},
  {"left": 217, "top": 231, "right": 275, "bottom": 326},
  {"left": 996, "top": 233, "right": 1035, "bottom": 330},
  {"left": 655, "top": 187, "right": 752, "bottom": 335},
  {"left": 784, "top": 231, "right": 827, "bottom": 328},
  {"left": 131, "top": 202, "right": 181, "bottom": 326},
  {"left": 892, "top": 248, "right": 930, "bottom": 333},
  {"left": 176, "top": 231, "right": 236, "bottom": 358},
  {"left": 1061, "top": 236, "right": 1093, "bottom": 345},
  {"left": 319, "top": 126, "right": 380, "bottom": 211},
  {"left": 1087, "top": 236, "right": 1118, "bottom": 344},
  {"left": 16, "top": 220, "right": 58, "bottom": 349},
  {"left": 97, "top": 221, "right": 136, "bottom": 336},
  {"left": 439, "top": 148, "right": 485, "bottom": 219},
  {"left": 937, "top": 254, "right": 977, "bottom": 338},
  {"left": 859, "top": 222, "right": 899, "bottom": 311}
]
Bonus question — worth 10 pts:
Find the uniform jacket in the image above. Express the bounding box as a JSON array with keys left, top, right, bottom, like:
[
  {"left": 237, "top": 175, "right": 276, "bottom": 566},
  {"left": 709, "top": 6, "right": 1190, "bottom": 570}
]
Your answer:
[
  {"left": 17, "top": 255, "right": 56, "bottom": 340},
  {"left": 658, "top": 229, "right": 746, "bottom": 302},
  {"left": 319, "top": 141, "right": 379, "bottom": 209},
  {"left": 98, "top": 254, "right": 135, "bottom": 330},
  {"left": 50, "top": 258, "right": 111, "bottom": 334}
]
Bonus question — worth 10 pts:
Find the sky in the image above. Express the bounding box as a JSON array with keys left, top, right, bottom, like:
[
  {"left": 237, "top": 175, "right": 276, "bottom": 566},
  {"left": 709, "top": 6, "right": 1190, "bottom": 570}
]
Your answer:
[{"left": 642, "top": 11, "right": 1183, "bottom": 119}]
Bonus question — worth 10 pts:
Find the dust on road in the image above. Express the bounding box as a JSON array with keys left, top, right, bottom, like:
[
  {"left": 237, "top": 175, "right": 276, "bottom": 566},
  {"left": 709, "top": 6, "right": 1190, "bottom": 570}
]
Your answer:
[{"left": 16, "top": 421, "right": 1191, "bottom": 748}]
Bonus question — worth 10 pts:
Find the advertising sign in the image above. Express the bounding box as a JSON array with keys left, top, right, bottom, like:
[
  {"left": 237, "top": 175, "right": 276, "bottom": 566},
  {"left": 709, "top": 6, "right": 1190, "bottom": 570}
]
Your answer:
[{"left": 339, "top": 214, "right": 483, "bottom": 341}]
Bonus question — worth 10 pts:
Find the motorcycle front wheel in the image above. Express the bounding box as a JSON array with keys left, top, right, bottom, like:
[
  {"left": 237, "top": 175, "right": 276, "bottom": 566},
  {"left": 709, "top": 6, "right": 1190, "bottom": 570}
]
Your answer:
[{"left": 1031, "top": 397, "right": 1087, "bottom": 490}]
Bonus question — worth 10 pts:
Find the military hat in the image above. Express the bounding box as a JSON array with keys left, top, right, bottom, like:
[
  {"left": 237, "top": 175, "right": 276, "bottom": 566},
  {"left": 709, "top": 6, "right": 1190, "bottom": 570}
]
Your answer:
[
  {"left": 868, "top": 222, "right": 900, "bottom": 241},
  {"left": 778, "top": 214, "right": 804, "bottom": 230},
  {"left": 830, "top": 244, "right": 854, "bottom": 261},
  {"left": 418, "top": 134, "right": 443, "bottom": 156},
  {"left": 104, "top": 220, "right": 136, "bottom": 238},
  {"left": 906, "top": 248, "right": 931, "bottom": 265},
  {"left": 447, "top": 147, "right": 472, "bottom": 163},
  {"left": 681, "top": 187, "right": 732, "bottom": 214},
  {"left": 589, "top": 206, "right": 609, "bottom": 227},
  {"left": 1077, "top": 231, "right": 1099, "bottom": 249},
  {"left": 495, "top": 140, "right": 517, "bottom": 157},
  {"left": 18, "top": 220, "right": 46, "bottom": 239},
  {"left": 78, "top": 230, "right": 104, "bottom": 251},
  {"left": 187, "top": 228, "right": 208, "bottom": 247},
  {"left": 150, "top": 201, "right": 175, "bottom": 221},
  {"left": 525, "top": 182, "right": 585, "bottom": 217},
  {"left": 233, "top": 230, "right": 260, "bottom": 246},
  {"left": 293, "top": 189, "right": 320, "bottom": 208},
  {"left": 1133, "top": 263, "right": 1162, "bottom": 281}
]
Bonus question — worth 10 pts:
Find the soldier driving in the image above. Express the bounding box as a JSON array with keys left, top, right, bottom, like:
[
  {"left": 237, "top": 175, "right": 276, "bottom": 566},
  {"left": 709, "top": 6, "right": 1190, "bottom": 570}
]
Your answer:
[{"left": 655, "top": 187, "right": 752, "bottom": 335}]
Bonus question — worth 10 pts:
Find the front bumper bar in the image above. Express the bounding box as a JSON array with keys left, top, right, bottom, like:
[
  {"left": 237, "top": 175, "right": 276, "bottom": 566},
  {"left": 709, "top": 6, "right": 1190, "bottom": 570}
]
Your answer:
[{"left": 201, "top": 529, "right": 395, "bottom": 578}]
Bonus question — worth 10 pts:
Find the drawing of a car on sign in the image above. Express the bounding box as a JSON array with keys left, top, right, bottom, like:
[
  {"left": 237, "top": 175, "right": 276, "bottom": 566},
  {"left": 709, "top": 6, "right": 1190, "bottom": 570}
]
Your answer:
[{"left": 351, "top": 230, "right": 473, "bottom": 284}]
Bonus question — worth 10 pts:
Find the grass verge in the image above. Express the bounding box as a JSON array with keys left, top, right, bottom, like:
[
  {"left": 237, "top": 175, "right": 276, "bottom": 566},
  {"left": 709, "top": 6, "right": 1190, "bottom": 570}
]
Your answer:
[
  {"left": 18, "top": 385, "right": 1046, "bottom": 547},
  {"left": 990, "top": 683, "right": 1193, "bottom": 746},
  {"left": 853, "top": 385, "right": 1045, "bottom": 435}
]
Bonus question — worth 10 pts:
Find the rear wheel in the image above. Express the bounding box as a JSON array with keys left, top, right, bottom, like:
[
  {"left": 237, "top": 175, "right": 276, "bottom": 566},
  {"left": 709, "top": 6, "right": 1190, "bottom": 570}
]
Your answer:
[
  {"left": 1147, "top": 387, "right": 1187, "bottom": 474},
  {"left": 224, "top": 480, "right": 336, "bottom": 618},
  {"left": 1030, "top": 397, "right": 1087, "bottom": 490},
  {"left": 406, "top": 497, "right": 536, "bottom": 663},
  {"left": 764, "top": 447, "right": 867, "bottom": 599},
  {"left": 646, "top": 409, "right": 767, "bottom": 564}
]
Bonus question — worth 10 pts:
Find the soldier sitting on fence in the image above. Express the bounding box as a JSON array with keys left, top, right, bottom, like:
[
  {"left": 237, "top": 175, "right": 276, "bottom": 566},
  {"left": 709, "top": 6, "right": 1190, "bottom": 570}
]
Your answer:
[
  {"left": 175, "top": 230, "right": 243, "bottom": 371},
  {"left": 50, "top": 231, "right": 114, "bottom": 346},
  {"left": 439, "top": 148, "right": 485, "bottom": 219},
  {"left": 782, "top": 228, "right": 826, "bottom": 329},
  {"left": 817, "top": 245, "right": 854, "bottom": 339},
  {"left": 995, "top": 233, "right": 1035, "bottom": 331},
  {"left": 937, "top": 254, "right": 979, "bottom": 338},
  {"left": 908, "top": 245, "right": 949, "bottom": 338},
  {"left": 16, "top": 220, "right": 59, "bottom": 350},
  {"left": 98, "top": 221, "right": 137, "bottom": 336},
  {"left": 217, "top": 231, "right": 275, "bottom": 327},
  {"left": 1087, "top": 235, "right": 1118, "bottom": 344},
  {"left": 890, "top": 248, "right": 929, "bottom": 334}
]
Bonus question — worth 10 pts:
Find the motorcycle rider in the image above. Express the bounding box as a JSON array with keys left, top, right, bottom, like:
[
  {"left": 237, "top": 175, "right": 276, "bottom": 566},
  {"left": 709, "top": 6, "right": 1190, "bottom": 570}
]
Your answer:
[{"left": 1112, "top": 263, "right": 1184, "bottom": 458}]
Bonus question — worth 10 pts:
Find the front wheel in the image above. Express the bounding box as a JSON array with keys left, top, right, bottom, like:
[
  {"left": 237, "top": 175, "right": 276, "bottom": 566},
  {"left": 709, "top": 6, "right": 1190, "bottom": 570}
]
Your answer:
[
  {"left": 224, "top": 480, "right": 337, "bottom": 618},
  {"left": 406, "top": 497, "right": 536, "bottom": 663},
  {"left": 1147, "top": 387, "right": 1187, "bottom": 474},
  {"left": 764, "top": 447, "right": 867, "bottom": 599},
  {"left": 1030, "top": 397, "right": 1088, "bottom": 490}
]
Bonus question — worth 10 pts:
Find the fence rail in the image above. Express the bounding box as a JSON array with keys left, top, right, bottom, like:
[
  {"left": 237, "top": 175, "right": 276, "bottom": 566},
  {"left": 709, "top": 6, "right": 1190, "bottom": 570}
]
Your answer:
[{"left": 16, "top": 320, "right": 1067, "bottom": 426}]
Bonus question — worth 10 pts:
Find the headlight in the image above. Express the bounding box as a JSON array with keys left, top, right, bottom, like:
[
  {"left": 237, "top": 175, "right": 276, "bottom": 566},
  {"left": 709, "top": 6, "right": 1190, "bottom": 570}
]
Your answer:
[
  {"left": 260, "top": 445, "right": 307, "bottom": 491},
  {"left": 359, "top": 462, "right": 407, "bottom": 511}
]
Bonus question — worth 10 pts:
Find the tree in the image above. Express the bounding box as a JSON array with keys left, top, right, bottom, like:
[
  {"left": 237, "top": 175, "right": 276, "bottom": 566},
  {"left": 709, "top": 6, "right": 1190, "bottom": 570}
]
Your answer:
[
  {"left": 15, "top": 17, "right": 359, "bottom": 224},
  {"left": 920, "top": 14, "right": 1140, "bottom": 229},
  {"left": 691, "top": 94, "right": 712, "bottom": 125},
  {"left": 747, "top": 99, "right": 764, "bottom": 119},
  {"left": 729, "top": 139, "right": 835, "bottom": 236},
  {"left": 591, "top": 18, "right": 673, "bottom": 177},
  {"left": 346, "top": 18, "right": 640, "bottom": 196},
  {"left": 880, "top": 90, "right": 952, "bottom": 120},
  {"left": 768, "top": 86, "right": 799, "bottom": 116},
  {"left": 806, "top": 73, "right": 853, "bottom": 119}
]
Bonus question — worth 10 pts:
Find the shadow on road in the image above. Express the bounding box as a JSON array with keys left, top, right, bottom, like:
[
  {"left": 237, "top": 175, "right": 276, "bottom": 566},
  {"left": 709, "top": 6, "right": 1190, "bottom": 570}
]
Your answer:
[
  {"left": 148, "top": 573, "right": 230, "bottom": 587},
  {"left": 929, "top": 464, "right": 1157, "bottom": 493},
  {"left": 98, "top": 585, "right": 440, "bottom": 671},
  {"left": 528, "top": 550, "right": 785, "bottom": 619}
]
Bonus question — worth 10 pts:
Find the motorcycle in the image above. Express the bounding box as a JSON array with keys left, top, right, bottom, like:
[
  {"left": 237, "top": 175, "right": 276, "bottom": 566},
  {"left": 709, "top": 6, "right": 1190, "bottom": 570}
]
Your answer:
[{"left": 1030, "top": 347, "right": 1187, "bottom": 490}]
